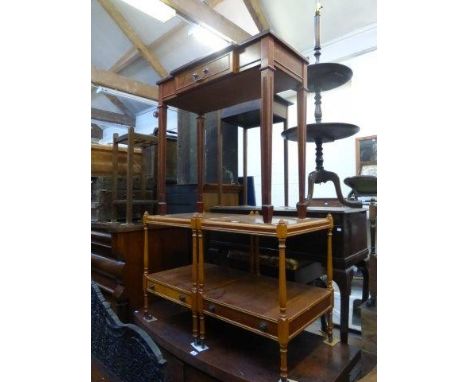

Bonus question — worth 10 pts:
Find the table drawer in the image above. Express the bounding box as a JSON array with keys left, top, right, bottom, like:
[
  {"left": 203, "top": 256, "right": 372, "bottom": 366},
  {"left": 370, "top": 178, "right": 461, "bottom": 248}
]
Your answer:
[
  {"left": 175, "top": 52, "right": 233, "bottom": 92},
  {"left": 147, "top": 280, "right": 192, "bottom": 308},
  {"left": 203, "top": 299, "right": 278, "bottom": 339}
]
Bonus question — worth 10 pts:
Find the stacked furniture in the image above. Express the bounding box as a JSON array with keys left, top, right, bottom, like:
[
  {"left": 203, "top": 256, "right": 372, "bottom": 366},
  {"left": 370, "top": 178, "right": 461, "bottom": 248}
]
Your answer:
[{"left": 139, "top": 31, "right": 355, "bottom": 382}]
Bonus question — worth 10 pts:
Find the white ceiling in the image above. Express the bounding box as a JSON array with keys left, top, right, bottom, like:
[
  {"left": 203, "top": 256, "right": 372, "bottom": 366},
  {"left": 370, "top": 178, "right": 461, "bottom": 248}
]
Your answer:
[{"left": 91, "top": 0, "right": 376, "bottom": 115}]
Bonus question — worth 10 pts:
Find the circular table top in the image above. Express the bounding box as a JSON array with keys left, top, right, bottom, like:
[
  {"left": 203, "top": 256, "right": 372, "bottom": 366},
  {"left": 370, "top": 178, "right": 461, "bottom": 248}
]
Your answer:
[
  {"left": 307, "top": 63, "right": 353, "bottom": 92},
  {"left": 281, "top": 123, "right": 360, "bottom": 143}
]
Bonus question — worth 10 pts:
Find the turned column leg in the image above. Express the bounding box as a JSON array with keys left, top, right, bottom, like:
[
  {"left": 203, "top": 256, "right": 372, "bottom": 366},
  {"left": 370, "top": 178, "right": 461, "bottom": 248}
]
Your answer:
[
  {"left": 157, "top": 103, "right": 167, "bottom": 215},
  {"left": 143, "top": 212, "right": 152, "bottom": 320},
  {"left": 196, "top": 114, "right": 206, "bottom": 213},
  {"left": 279, "top": 344, "right": 288, "bottom": 382},
  {"left": 191, "top": 217, "right": 199, "bottom": 344},
  {"left": 197, "top": 221, "right": 206, "bottom": 348},
  {"left": 277, "top": 221, "right": 288, "bottom": 381}
]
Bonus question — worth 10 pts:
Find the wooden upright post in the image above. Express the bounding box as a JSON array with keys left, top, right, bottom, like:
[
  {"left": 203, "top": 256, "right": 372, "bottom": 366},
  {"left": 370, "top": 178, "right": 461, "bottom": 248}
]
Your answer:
[
  {"left": 126, "top": 127, "right": 134, "bottom": 224},
  {"left": 143, "top": 211, "right": 151, "bottom": 319},
  {"left": 111, "top": 133, "right": 118, "bottom": 222},
  {"left": 216, "top": 112, "right": 223, "bottom": 206},
  {"left": 283, "top": 118, "right": 289, "bottom": 207},
  {"left": 296, "top": 62, "right": 308, "bottom": 219},
  {"left": 243, "top": 128, "right": 248, "bottom": 205},
  {"left": 157, "top": 103, "right": 167, "bottom": 215},
  {"left": 191, "top": 216, "right": 199, "bottom": 344},
  {"left": 326, "top": 214, "right": 334, "bottom": 344},
  {"left": 277, "top": 220, "right": 288, "bottom": 382},
  {"left": 197, "top": 217, "right": 206, "bottom": 347},
  {"left": 260, "top": 36, "right": 275, "bottom": 223},
  {"left": 196, "top": 114, "right": 206, "bottom": 213}
]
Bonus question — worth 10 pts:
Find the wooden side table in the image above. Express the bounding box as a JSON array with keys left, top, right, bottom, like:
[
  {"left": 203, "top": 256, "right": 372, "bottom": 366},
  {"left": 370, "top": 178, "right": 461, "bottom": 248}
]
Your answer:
[{"left": 156, "top": 31, "right": 309, "bottom": 223}]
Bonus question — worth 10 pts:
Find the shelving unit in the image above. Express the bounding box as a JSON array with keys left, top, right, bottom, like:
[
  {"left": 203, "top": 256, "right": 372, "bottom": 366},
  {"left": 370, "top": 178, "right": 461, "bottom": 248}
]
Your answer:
[
  {"left": 143, "top": 211, "right": 335, "bottom": 382},
  {"left": 111, "top": 127, "right": 158, "bottom": 223}
]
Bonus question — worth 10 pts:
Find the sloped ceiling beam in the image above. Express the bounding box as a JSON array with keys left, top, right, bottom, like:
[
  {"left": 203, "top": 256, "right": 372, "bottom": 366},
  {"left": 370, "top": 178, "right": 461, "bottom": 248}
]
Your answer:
[
  {"left": 159, "top": 0, "right": 251, "bottom": 43},
  {"left": 205, "top": 0, "right": 224, "bottom": 7},
  {"left": 97, "top": 0, "right": 168, "bottom": 78},
  {"left": 92, "top": 108, "right": 135, "bottom": 126},
  {"left": 104, "top": 94, "right": 133, "bottom": 117},
  {"left": 92, "top": 67, "right": 158, "bottom": 101},
  {"left": 242, "top": 0, "right": 269, "bottom": 32},
  {"left": 110, "top": 22, "right": 186, "bottom": 74}
]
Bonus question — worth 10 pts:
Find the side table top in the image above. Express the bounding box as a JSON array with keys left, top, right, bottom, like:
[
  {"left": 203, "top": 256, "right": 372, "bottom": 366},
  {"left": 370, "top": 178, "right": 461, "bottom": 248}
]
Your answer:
[{"left": 144, "top": 212, "right": 332, "bottom": 237}]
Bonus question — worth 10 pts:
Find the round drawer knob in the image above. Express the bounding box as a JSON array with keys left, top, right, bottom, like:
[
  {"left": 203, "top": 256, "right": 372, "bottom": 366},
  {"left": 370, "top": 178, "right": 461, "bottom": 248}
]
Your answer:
[
  {"left": 179, "top": 295, "right": 186, "bottom": 303},
  {"left": 202, "top": 67, "right": 209, "bottom": 75},
  {"left": 208, "top": 304, "right": 216, "bottom": 313},
  {"left": 259, "top": 321, "right": 268, "bottom": 332},
  {"left": 192, "top": 73, "right": 199, "bottom": 81}
]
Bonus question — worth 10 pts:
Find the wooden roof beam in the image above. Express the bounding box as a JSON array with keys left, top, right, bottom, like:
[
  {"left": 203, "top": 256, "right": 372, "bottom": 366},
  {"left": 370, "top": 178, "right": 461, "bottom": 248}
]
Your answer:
[
  {"left": 159, "top": 0, "right": 251, "bottom": 43},
  {"left": 92, "top": 67, "right": 158, "bottom": 101},
  {"left": 110, "top": 22, "right": 187, "bottom": 74},
  {"left": 104, "top": 94, "right": 134, "bottom": 117},
  {"left": 92, "top": 108, "right": 135, "bottom": 127},
  {"left": 242, "top": 0, "right": 269, "bottom": 32},
  {"left": 97, "top": 0, "right": 168, "bottom": 78}
]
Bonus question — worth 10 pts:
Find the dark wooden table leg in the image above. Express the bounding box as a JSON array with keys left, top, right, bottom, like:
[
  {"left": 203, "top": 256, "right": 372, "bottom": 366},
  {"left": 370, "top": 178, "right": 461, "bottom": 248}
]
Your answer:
[
  {"left": 296, "top": 62, "right": 308, "bottom": 219},
  {"left": 243, "top": 127, "right": 248, "bottom": 205},
  {"left": 112, "top": 133, "right": 118, "bottom": 222},
  {"left": 157, "top": 103, "right": 167, "bottom": 215},
  {"left": 357, "top": 258, "right": 370, "bottom": 303},
  {"left": 126, "top": 127, "right": 134, "bottom": 224},
  {"left": 196, "top": 114, "right": 205, "bottom": 213},
  {"left": 259, "top": 37, "right": 274, "bottom": 223},
  {"left": 283, "top": 119, "right": 289, "bottom": 207},
  {"left": 334, "top": 266, "right": 355, "bottom": 344}
]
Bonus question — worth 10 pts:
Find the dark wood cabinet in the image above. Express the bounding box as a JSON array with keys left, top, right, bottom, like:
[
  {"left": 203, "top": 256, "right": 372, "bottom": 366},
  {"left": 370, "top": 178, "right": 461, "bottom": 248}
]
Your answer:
[{"left": 91, "top": 222, "right": 191, "bottom": 321}]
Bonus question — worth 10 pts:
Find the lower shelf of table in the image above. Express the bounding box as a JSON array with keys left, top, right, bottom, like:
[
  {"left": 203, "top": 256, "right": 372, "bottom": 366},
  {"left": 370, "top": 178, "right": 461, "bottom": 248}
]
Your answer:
[
  {"left": 146, "top": 263, "right": 333, "bottom": 341},
  {"left": 134, "top": 300, "right": 361, "bottom": 382}
]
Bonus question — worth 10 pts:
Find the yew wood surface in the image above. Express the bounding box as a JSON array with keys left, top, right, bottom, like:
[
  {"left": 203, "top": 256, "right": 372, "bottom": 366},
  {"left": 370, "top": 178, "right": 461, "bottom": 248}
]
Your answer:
[{"left": 134, "top": 300, "right": 361, "bottom": 382}]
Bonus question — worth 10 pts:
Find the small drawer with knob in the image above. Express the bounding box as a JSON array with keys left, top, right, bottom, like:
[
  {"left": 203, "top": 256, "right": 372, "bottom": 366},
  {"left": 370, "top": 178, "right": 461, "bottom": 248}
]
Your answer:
[
  {"left": 146, "top": 280, "right": 192, "bottom": 308},
  {"left": 175, "top": 52, "right": 234, "bottom": 92},
  {"left": 202, "top": 299, "right": 277, "bottom": 339}
]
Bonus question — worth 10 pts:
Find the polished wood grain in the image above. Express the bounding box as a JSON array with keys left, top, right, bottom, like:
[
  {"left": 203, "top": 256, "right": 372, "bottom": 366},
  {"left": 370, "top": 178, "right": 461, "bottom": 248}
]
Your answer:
[
  {"left": 196, "top": 115, "right": 205, "bottom": 213},
  {"left": 143, "top": 211, "right": 334, "bottom": 381},
  {"left": 92, "top": 221, "right": 191, "bottom": 321},
  {"left": 209, "top": 204, "right": 369, "bottom": 344},
  {"left": 296, "top": 63, "right": 308, "bottom": 218},
  {"left": 157, "top": 104, "right": 168, "bottom": 215},
  {"left": 135, "top": 300, "right": 361, "bottom": 382},
  {"left": 157, "top": 31, "right": 308, "bottom": 223}
]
